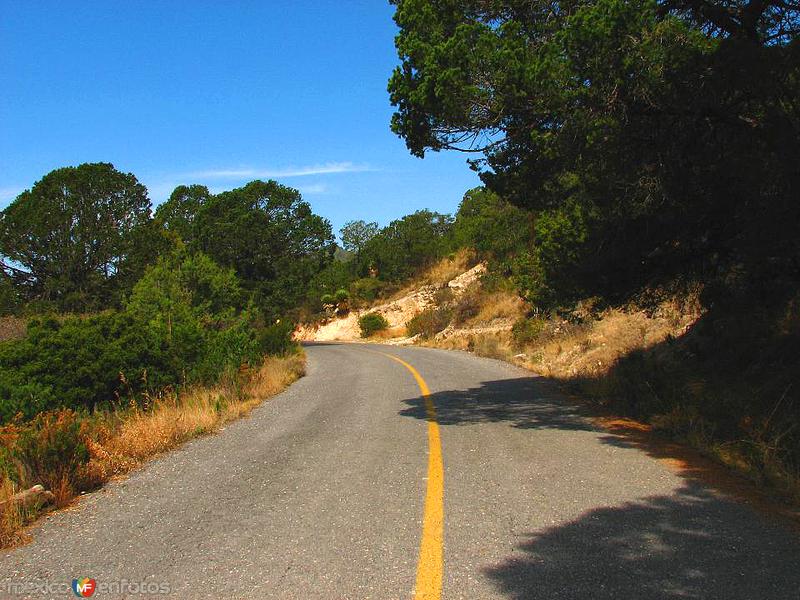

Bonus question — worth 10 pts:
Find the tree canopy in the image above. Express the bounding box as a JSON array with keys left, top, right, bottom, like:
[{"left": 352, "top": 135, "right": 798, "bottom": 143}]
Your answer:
[
  {"left": 358, "top": 210, "right": 453, "bottom": 281},
  {"left": 0, "top": 163, "right": 153, "bottom": 311},
  {"left": 340, "top": 220, "right": 379, "bottom": 255},
  {"left": 154, "top": 184, "right": 211, "bottom": 246},
  {"left": 389, "top": 0, "right": 800, "bottom": 302},
  {"left": 193, "top": 180, "right": 335, "bottom": 318}
]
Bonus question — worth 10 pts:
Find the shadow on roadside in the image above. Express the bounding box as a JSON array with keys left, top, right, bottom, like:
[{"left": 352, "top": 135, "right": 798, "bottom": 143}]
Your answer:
[{"left": 398, "top": 375, "right": 800, "bottom": 599}]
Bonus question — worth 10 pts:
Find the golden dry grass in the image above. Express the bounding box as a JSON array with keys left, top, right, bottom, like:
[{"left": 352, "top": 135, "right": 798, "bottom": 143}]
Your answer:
[
  {"left": 471, "top": 290, "right": 527, "bottom": 324},
  {"left": 425, "top": 288, "right": 701, "bottom": 380},
  {"left": 522, "top": 306, "right": 697, "bottom": 379},
  {"left": 421, "top": 329, "right": 516, "bottom": 362},
  {"left": 366, "top": 325, "right": 407, "bottom": 340},
  {"left": 87, "top": 353, "right": 305, "bottom": 480},
  {"left": 0, "top": 478, "right": 24, "bottom": 547},
  {"left": 0, "top": 352, "right": 305, "bottom": 547},
  {"left": 420, "top": 248, "right": 476, "bottom": 286}
]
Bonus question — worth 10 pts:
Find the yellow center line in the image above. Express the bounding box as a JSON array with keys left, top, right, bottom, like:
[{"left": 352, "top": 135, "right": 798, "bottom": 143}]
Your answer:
[{"left": 378, "top": 352, "right": 444, "bottom": 600}]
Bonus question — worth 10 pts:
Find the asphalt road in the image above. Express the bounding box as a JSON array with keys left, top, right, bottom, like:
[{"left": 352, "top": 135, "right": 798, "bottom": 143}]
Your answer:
[{"left": 1, "top": 343, "right": 799, "bottom": 599}]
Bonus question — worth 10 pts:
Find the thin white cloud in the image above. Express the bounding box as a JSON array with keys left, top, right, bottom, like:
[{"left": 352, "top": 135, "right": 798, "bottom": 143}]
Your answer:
[
  {"left": 186, "top": 161, "right": 372, "bottom": 180},
  {"left": 297, "top": 183, "right": 328, "bottom": 195}
]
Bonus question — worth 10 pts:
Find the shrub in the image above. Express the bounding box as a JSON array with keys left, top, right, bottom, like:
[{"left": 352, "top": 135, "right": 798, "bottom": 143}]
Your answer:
[
  {"left": 350, "top": 278, "right": 386, "bottom": 303},
  {"left": 359, "top": 313, "right": 389, "bottom": 338},
  {"left": 2, "top": 410, "right": 91, "bottom": 491},
  {"left": 407, "top": 307, "right": 453, "bottom": 339},
  {"left": 255, "top": 320, "right": 295, "bottom": 356},
  {"left": 0, "top": 313, "right": 172, "bottom": 418},
  {"left": 334, "top": 289, "right": 350, "bottom": 303},
  {"left": 0, "top": 252, "right": 271, "bottom": 422},
  {"left": 511, "top": 317, "right": 546, "bottom": 347},
  {"left": 320, "top": 293, "right": 335, "bottom": 306},
  {"left": 433, "top": 287, "right": 454, "bottom": 306}
]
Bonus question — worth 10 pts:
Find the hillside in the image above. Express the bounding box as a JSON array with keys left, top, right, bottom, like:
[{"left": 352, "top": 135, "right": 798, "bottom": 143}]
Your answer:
[{"left": 295, "top": 262, "right": 486, "bottom": 343}]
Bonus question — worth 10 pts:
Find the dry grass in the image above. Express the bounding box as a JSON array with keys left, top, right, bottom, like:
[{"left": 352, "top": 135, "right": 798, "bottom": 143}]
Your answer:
[
  {"left": 417, "top": 266, "right": 700, "bottom": 382},
  {"left": 521, "top": 303, "right": 698, "bottom": 379},
  {"left": 419, "top": 248, "right": 475, "bottom": 286},
  {"left": 422, "top": 330, "right": 516, "bottom": 362},
  {"left": 0, "top": 352, "right": 304, "bottom": 547},
  {"left": 88, "top": 353, "right": 305, "bottom": 481},
  {"left": 471, "top": 290, "right": 527, "bottom": 324},
  {"left": 366, "top": 326, "right": 407, "bottom": 340},
  {"left": 0, "top": 478, "right": 25, "bottom": 547}
]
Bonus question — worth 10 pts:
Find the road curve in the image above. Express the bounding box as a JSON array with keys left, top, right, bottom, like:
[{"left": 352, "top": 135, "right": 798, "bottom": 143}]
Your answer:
[{"left": 1, "top": 343, "right": 799, "bottom": 599}]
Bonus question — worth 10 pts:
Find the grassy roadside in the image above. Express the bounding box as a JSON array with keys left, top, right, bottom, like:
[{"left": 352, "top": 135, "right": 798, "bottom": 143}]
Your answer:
[{"left": 0, "top": 352, "right": 305, "bottom": 548}]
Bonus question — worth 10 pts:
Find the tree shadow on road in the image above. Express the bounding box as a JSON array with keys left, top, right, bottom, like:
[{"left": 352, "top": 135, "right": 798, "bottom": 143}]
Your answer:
[
  {"left": 481, "top": 481, "right": 800, "bottom": 600},
  {"left": 398, "top": 376, "right": 597, "bottom": 431},
  {"left": 398, "top": 376, "right": 800, "bottom": 598},
  {"left": 399, "top": 375, "right": 800, "bottom": 523}
]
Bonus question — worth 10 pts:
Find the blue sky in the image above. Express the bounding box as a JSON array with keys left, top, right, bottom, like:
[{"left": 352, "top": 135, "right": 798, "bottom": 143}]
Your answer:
[{"left": 0, "top": 1, "right": 481, "bottom": 236}]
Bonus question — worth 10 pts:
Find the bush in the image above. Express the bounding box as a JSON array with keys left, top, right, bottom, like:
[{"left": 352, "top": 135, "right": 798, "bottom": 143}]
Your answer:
[
  {"left": 359, "top": 313, "right": 389, "bottom": 338},
  {"left": 511, "top": 317, "right": 546, "bottom": 347},
  {"left": 407, "top": 307, "right": 453, "bottom": 339},
  {"left": 0, "top": 313, "right": 171, "bottom": 419},
  {"left": 320, "top": 293, "right": 335, "bottom": 306},
  {"left": 0, "top": 252, "right": 271, "bottom": 422},
  {"left": 433, "top": 287, "right": 454, "bottom": 306},
  {"left": 1, "top": 410, "right": 91, "bottom": 491},
  {"left": 255, "top": 320, "right": 295, "bottom": 356},
  {"left": 350, "top": 278, "right": 386, "bottom": 303},
  {"left": 334, "top": 289, "right": 350, "bottom": 303}
]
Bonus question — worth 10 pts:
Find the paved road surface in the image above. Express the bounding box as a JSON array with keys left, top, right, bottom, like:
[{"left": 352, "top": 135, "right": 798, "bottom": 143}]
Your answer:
[{"left": 1, "top": 343, "right": 799, "bottom": 599}]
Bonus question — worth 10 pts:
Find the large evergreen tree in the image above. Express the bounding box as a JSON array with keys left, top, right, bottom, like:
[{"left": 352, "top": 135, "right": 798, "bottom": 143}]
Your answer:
[
  {"left": 0, "top": 162, "right": 153, "bottom": 310},
  {"left": 193, "top": 180, "right": 335, "bottom": 318},
  {"left": 388, "top": 0, "right": 800, "bottom": 301}
]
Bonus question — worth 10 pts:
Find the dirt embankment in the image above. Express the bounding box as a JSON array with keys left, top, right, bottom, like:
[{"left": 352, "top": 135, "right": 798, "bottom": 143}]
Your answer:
[{"left": 294, "top": 263, "right": 486, "bottom": 342}]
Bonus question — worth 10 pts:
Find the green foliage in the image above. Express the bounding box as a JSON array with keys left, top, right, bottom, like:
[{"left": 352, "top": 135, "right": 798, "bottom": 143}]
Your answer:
[
  {"left": 154, "top": 184, "right": 211, "bottom": 246},
  {"left": 0, "top": 169, "right": 323, "bottom": 427},
  {"left": 453, "top": 188, "right": 534, "bottom": 261},
  {"left": 0, "top": 252, "right": 279, "bottom": 422},
  {"left": 358, "top": 210, "right": 454, "bottom": 281},
  {"left": 0, "top": 276, "right": 19, "bottom": 316},
  {"left": 350, "top": 278, "right": 387, "bottom": 304},
  {"left": 193, "top": 180, "right": 335, "bottom": 319},
  {"left": 509, "top": 199, "right": 596, "bottom": 307},
  {"left": 306, "top": 260, "right": 354, "bottom": 313},
  {"left": 0, "top": 312, "right": 166, "bottom": 420},
  {"left": 359, "top": 313, "right": 389, "bottom": 338},
  {"left": 406, "top": 307, "right": 453, "bottom": 339},
  {"left": 255, "top": 321, "right": 295, "bottom": 356},
  {"left": 301, "top": 209, "right": 456, "bottom": 316},
  {"left": 340, "top": 220, "right": 379, "bottom": 255},
  {"left": 127, "top": 250, "right": 242, "bottom": 319},
  {"left": 0, "top": 163, "right": 154, "bottom": 312},
  {"left": 511, "top": 317, "right": 546, "bottom": 348},
  {"left": 390, "top": 0, "right": 800, "bottom": 306},
  {"left": 2, "top": 410, "right": 91, "bottom": 489}
]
